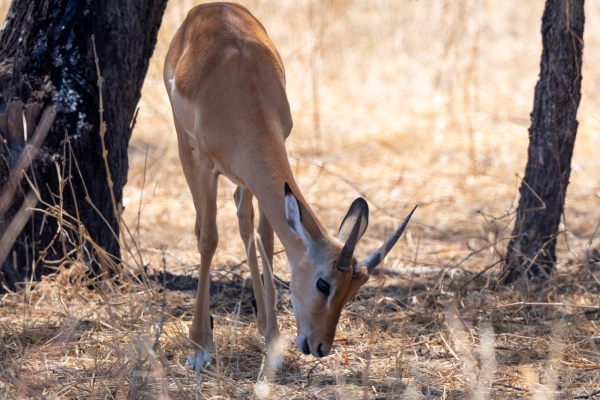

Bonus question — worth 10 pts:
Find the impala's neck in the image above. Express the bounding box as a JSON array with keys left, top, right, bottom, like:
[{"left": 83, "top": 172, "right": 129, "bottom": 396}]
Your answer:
[{"left": 245, "top": 169, "right": 322, "bottom": 268}]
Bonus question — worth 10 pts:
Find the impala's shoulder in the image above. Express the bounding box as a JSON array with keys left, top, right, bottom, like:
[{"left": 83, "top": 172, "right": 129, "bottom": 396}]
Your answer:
[
  {"left": 184, "top": 2, "right": 256, "bottom": 27},
  {"left": 178, "top": 2, "right": 270, "bottom": 52},
  {"left": 166, "top": 2, "right": 285, "bottom": 99}
]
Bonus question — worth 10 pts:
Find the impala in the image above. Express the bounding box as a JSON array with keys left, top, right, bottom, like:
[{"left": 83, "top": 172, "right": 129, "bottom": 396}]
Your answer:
[{"left": 164, "top": 2, "right": 415, "bottom": 371}]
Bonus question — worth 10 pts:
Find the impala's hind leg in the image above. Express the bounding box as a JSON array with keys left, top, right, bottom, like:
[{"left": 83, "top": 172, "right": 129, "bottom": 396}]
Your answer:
[
  {"left": 176, "top": 121, "right": 219, "bottom": 372},
  {"left": 188, "top": 166, "right": 219, "bottom": 372}
]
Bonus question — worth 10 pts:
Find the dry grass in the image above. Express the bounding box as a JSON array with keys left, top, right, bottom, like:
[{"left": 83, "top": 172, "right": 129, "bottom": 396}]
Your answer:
[
  {"left": 2, "top": 0, "right": 600, "bottom": 398},
  {"left": 1, "top": 256, "right": 599, "bottom": 398}
]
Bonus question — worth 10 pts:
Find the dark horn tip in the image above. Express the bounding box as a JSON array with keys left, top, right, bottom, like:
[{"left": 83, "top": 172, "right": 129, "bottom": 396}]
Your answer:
[
  {"left": 404, "top": 205, "right": 418, "bottom": 220},
  {"left": 362, "top": 205, "right": 417, "bottom": 272},
  {"left": 408, "top": 205, "right": 417, "bottom": 217}
]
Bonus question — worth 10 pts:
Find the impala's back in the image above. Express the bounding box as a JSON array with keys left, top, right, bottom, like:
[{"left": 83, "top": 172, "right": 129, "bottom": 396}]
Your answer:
[{"left": 164, "top": 2, "right": 293, "bottom": 185}]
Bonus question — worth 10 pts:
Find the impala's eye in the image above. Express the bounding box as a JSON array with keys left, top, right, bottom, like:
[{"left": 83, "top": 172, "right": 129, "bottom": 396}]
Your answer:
[{"left": 316, "top": 278, "right": 331, "bottom": 296}]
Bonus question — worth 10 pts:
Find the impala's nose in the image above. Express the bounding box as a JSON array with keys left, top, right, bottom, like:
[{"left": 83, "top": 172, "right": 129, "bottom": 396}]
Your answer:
[
  {"left": 317, "top": 343, "right": 325, "bottom": 358},
  {"left": 301, "top": 338, "right": 310, "bottom": 355}
]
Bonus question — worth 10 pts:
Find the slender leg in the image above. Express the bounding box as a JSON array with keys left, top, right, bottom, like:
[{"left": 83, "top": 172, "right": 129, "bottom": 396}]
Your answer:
[
  {"left": 234, "top": 187, "right": 267, "bottom": 335},
  {"left": 175, "top": 119, "right": 218, "bottom": 372},
  {"left": 186, "top": 166, "right": 219, "bottom": 372},
  {"left": 257, "top": 207, "right": 274, "bottom": 267},
  {"left": 255, "top": 216, "right": 283, "bottom": 370}
]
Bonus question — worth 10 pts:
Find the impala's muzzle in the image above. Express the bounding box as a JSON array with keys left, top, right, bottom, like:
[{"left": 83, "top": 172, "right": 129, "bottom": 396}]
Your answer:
[
  {"left": 317, "top": 343, "right": 325, "bottom": 357},
  {"left": 301, "top": 337, "right": 310, "bottom": 355},
  {"left": 297, "top": 334, "right": 330, "bottom": 358}
]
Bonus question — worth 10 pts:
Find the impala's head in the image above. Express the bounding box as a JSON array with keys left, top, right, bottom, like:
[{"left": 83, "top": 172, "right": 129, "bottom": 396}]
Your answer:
[{"left": 284, "top": 183, "right": 415, "bottom": 358}]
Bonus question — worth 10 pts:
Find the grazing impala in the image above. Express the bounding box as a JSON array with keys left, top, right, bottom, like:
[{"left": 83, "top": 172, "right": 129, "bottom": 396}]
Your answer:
[{"left": 164, "top": 2, "right": 415, "bottom": 371}]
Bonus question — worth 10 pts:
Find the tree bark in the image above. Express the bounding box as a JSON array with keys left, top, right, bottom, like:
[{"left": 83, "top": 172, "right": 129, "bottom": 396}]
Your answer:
[
  {"left": 502, "top": 0, "right": 584, "bottom": 284},
  {"left": 0, "top": 0, "right": 167, "bottom": 292}
]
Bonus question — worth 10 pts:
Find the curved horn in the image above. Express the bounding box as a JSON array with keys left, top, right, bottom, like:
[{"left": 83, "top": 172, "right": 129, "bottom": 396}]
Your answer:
[
  {"left": 362, "top": 205, "right": 417, "bottom": 273},
  {"left": 336, "top": 212, "right": 363, "bottom": 273}
]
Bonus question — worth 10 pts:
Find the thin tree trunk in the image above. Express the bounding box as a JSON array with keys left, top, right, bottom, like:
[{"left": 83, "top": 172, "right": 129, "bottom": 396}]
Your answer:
[
  {"left": 0, "top": 0, "right": 167, "bottom": 291},
  {"left": 503, "top": 0, "right": 584, "bottom": 284}
]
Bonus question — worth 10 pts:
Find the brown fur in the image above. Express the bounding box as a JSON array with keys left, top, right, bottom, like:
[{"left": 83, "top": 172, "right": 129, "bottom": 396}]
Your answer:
[{"left": 164, "top": 2, "right": 374, "bottom": 366}]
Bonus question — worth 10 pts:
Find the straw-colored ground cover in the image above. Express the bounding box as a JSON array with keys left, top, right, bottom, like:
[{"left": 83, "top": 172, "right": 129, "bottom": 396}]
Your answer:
[{"left": 1, "top": 0, "right": 600, "bottom": 398}]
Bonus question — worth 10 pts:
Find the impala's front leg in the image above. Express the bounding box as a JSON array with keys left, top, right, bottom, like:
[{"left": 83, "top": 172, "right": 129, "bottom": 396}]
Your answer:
[
  {"left": 235, "top": 187, "right": 283, "bottom": 369},
  {"left": 255, "top": 230, "right": 283, "bottom": 370},
  {"left": 234, "top": 187, "right": 267, "bottom": 333},
  {"left": 186, "top": 167, "right": 219, "bottom": 372}
]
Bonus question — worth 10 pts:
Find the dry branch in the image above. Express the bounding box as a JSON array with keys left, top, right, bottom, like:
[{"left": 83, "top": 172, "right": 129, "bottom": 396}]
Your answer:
[
  {"left": 0, "top": 106, "right": 56, "bottom": 218},
  {"left": 0, "top": 190, "right": 38, "bottom": 266}
]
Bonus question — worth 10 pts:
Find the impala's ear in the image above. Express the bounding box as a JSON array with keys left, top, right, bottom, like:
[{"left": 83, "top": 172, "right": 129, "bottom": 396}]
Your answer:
[
  {"left": 338, "top": 198, "right": 369, "bottom": 243},
  {"left": 284, "top": 183, "right": 325, "bottom": 251}
]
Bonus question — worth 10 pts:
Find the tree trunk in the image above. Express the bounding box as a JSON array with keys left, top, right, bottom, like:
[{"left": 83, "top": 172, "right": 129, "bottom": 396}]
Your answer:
[
  {"left": 0, "top": 0, "right": 167, "bottom": 292},
  {"left": 502, "top": 0, "right": 584, "bottom": 284}
]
